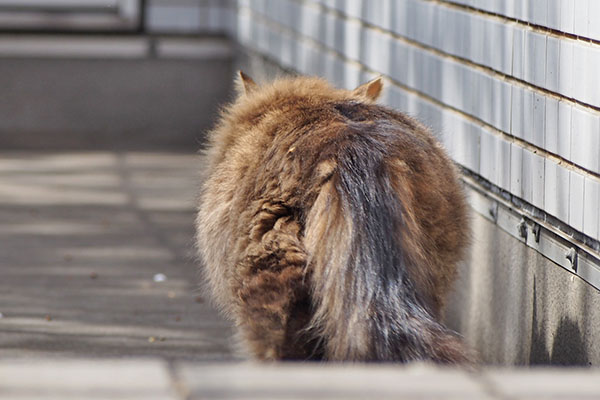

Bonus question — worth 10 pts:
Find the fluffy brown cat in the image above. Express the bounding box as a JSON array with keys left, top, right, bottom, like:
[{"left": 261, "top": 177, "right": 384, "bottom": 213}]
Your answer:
[{"left": 196, "top": 72, "right": 471, "bottom": 363}]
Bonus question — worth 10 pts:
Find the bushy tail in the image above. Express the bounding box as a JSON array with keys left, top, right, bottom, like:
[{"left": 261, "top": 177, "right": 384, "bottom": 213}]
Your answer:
[{"left": 304, "top": 132, "right": 471, "bottom": 363}]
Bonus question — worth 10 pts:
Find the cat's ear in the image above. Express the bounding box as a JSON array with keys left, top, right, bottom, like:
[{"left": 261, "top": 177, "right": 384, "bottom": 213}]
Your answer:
[
  {"left": 236, "top": 70, "right": 258, "bottom": 96},
  {"left": 353, "top": 76, "right": 383, "bottom": 101}
]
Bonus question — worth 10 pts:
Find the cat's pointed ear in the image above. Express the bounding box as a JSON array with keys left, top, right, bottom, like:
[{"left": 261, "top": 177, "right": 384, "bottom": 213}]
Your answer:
[
  {"left": 353, "top": 76, "right": 383, "bottom": 101},
  {"left": 236, "top": 70, "right": 258, "bottom": 96}
]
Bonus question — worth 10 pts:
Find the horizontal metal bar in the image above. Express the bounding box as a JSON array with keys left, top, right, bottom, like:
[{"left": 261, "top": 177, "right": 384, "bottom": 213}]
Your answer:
[{"left": 463, "top": 177, "right": 600, "bottom": 291}]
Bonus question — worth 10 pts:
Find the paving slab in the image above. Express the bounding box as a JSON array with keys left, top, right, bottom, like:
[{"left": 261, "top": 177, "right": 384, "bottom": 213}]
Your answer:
[
  {"left": 0, "top": 151, "right": 237, "bottom": 361},
  {"left": 2, "top": 151, "right": 600, "bottom": 400},
  {"left": 0, "top": 359, "right": 177, "bottom": 400},
  {"left": 174, "top": 362, "right": 492, "bottom": 400},
  {"left": 483, "top": 367, "right": 600, "bottom": 399},
  {"left": 2, "top": 359, "right": 600, "bottom": 400}
]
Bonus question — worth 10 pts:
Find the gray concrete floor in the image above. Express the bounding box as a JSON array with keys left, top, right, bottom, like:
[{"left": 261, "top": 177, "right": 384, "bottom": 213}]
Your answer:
[
  {"left": 0, "top": 151, "right": 237, "bottom": 361},
  {"left": 1, "top": 151, "right": 600, "bottom": 399}
]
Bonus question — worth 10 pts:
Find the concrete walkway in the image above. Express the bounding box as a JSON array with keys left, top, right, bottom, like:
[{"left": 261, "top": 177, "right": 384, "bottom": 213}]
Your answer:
[
  {"left": 1, "top": 151, "right": 599, "bottom": 399},
  {"left": 0, "top": 151, "right": 236, "bottom": 361}
]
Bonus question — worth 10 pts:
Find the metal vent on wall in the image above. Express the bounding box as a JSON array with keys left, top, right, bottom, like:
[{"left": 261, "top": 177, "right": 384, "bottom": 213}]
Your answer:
[{"left": 0, "top": 0, "right": 140, "bottom": 31}]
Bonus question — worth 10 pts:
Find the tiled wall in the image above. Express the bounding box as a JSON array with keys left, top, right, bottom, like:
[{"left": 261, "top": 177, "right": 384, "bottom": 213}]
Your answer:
[
  {"left": 232, "top": 0, "right": 600, "bottom": 247},
  {"left": 146, "top": 0, "right": 235, "bottom": 34}
]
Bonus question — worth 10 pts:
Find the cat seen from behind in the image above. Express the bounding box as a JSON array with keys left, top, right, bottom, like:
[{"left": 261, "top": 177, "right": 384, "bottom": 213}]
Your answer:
[{"left": 196, "top": 72, "right": 472, "bottom": 363}]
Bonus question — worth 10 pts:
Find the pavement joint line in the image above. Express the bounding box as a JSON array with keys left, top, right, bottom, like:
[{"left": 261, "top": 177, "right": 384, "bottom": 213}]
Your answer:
[
  {"left": 115, "top": 152, "right": 193, "bottom": 270},
  {"left": 472, "top": 369, "right": 513, "bottom": 400},
  {"left": 167, "top": 360, "right": 191, "bottom": 400}
]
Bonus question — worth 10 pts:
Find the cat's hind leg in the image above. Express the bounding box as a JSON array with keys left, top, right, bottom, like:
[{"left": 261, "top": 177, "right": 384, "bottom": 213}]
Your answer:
[{"left": 234, "top": 215, "right": 321, "bottom": 360}]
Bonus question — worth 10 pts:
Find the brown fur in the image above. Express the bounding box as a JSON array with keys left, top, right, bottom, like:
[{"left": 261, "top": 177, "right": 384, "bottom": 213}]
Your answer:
[{"left": 196, "top": 72, "right": 472, "bottom": 362}]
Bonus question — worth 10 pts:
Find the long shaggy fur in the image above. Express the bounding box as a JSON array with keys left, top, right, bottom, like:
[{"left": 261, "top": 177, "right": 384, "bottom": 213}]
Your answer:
[{"left": 196, "top": 73, "right": 472, "bottom": 362}]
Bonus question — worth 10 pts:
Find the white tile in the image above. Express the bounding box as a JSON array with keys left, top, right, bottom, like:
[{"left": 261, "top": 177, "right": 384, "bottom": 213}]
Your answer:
[
  {"left": 480, "top": 129, "right": 496, "bottom": 183},
  {"left": 583, "top": 177, "right": 600, "bottom": 239},
  {"left": 512, "top": 27, "right": 525, "bottom": 79},
  {"left": 521, "top": 148, "right": 534, "bottom": 203},
  {"left": 588, "top": 0, "right": 600, "bottom": 41},
  {"left": 368, "top": 29, "right": 391, "bottom": 76},
  {"left": 502, "top": 0, "right": 516, "bottom": 16},
  {"left": 331, "top": 15, "right": 345, "bottom": 54},
  {"left": 524, "top": 30, "right": 546, "bottom": 88},
  {"left": 469, "top": 14, "right": 486, "bottom": 65},
  {"left": 236, "top": 10, "right": 251, "bottom": 43},
  {"left": 571, "top": 107, "right": 600, "bottom": 173},
  {"left": 415, "top": 49, "right": 432, "bottom": 97},
  {"left": 547, "top": 0, "right": 561, "bottom": 30},
  {"left": 545, "top": 36, "right": 560, "bottom": 92},
  {"left": 343, "top": 61, "right": 362, "bottom": 90},
  {"left": 281, "top": 0, "right": 295, "bottom": 27},
  {"left": 463, "top": 67, "right": 478, "bottom": 117},
  {"left": 573, "top": 0, "right": 589, "bottom": 37},
  {"left": 439, "top": 59, "right": 456, "bottom": 107},
  {"left": 256, "top": 21, "right": 268, "bottom": 53},
  {"left": 569, "top": 171, "right": 585, "bottom": 232},
  {"left": 514, "top": 0, "right": 528, "bottom": 21},
  {"left": 431, "top": 56, "right": 447, "bottom": 101},
  {"left": 434, "top": 6, "right": 452, "bottom": 54},
  {"left": 404, "top": 46, "right": 419, "bottom": 89},
  {"left": 557, "top": 100, "right": 573, "bottom": 159},
  {"left": 455, "top": 122, "right": 481, "bottom": 173},
  {"left": 511, "top": 143, "right": 524, "bottom": 197},
  {"left": 389, "top": 40, "right": 410, "bottom": 84},
  {"left": 558, "top": 40, "right": 574, "bottom": 97},
  {"left": 572, "top": 42, "right": 593, "bottom": 108},
  {"left": 485, "top": 0, "right": 502, "bottom": 14},
  {"left": 356, "top": 26, "right": 369, "bottom": 66},
  {"left": 532, "top": 93, "right": 546, "bottom": 148},
  {"left": 386, "top": 85, "right": 409, "bottom": 112},
  {"left": 431, "top": 4, "right": 443, "bottom": 51},
  {"left": 364, "top": 0, "right": 389, "bottom": 30},
  {"left": 405, "top": 0, "right": 419, "bottom": 42},
  {"left": 559, "top": 0, "right": 575, "bottom": 34},
  {"left": 391, "top": 0, "right": 409, "bottom": 37},
  {"left": 441, "top": 109, "right": 461, "bottom": 155},
  {"left": 482, "top": 18, "right": 496, "bottom": 69},
  {"left": 588, "top": 47, "right": 600, "bottom": 108},
  {"left": 344, "top": 0, "right": 363, "bottom": 19},
  {"left": 255, "top": 0, "right": 268, "bottom": 13},
  {"left": 279, "top": 32, "right": 294, "bottom": 68},
  {"left": 485, "top": 20, "right": 513, "bottom": 75},
  {"left": 545, "top": 96, "right": 559, "bottom": 154},
  {"left": 491, "top": 79, "right": 512, "bottom": 133},
  {"left": 531, "top": 0, "right": 547, "bottom": 26},
  {"left": 544, "top": 158, "right": 570, "bottom": 221},
  {"left": 470, "top": 122, "right": 482, "bottom": 173},
  {"left": 301, "top": 4, "right": 322, "bottom": 40},
  {"left": 343, "top": 19, "right": 361, "bottom": 61},
  {"left": 497, "top": 138, "right": 512, "bottom": 191},
  {"left": 523, "top": 89, "right": 535, "bottom": 145},
  {"left": 322, "top": 13, "right": 337, "bottom": 49},
  {"left": 478, "top": 73, "right": 493, "bottom": 125},
  {"left": 420, "top": 101, "right": 444, "bottom": 136},
  {"left": 415, "top": 1, "right": 436, "bottom": 46},
  {"left": 500, "top": 23, "right": 514, "bottom": 75},
  {"left": 531, "top": 151, "right": 545, "bottom": 209},
  {"left": 455, "top": 10, "right": 471, "bottom": 59},
  {"left": 511, "top": 85, "right": 524, "bottom": 139}
]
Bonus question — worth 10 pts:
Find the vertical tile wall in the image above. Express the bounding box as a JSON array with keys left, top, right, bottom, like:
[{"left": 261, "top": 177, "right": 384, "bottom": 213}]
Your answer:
[{"left": 231, "top": 0, "right": 600, "bottom": 244}]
